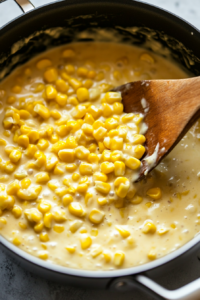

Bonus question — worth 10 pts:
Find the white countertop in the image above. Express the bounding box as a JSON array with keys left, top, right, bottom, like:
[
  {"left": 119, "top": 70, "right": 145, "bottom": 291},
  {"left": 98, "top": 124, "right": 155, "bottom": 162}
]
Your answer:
[{"left": 0, "top": 1, "right": 200, "bottom": 299}]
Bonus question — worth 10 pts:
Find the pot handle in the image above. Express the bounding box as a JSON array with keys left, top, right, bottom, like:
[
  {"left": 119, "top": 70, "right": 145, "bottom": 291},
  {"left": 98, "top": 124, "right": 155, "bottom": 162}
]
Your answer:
[
  {"left": 110, "top": 274, "right": 200, "bottom": 300},
  {"left": 14, "top": 0, "right": 34, "bottom": 13}
]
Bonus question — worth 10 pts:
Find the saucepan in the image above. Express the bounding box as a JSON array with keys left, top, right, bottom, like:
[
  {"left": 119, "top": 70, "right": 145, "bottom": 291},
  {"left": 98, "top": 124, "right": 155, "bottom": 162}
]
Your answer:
[{"left": 0, "top": 1, "right": 200, "bottom": 299}]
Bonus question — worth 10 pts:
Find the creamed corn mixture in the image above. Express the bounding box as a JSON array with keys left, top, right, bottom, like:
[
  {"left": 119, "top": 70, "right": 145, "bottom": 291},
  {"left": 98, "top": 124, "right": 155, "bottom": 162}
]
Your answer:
[{"left": 0, "top": 42, "right": 199, "bottom": 270}]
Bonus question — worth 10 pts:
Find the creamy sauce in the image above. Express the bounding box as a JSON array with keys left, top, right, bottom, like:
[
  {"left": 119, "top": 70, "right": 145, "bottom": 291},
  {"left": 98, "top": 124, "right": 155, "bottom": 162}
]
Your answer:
[{"left": 0, "top": 42, "right": 199, "bottom": 271}]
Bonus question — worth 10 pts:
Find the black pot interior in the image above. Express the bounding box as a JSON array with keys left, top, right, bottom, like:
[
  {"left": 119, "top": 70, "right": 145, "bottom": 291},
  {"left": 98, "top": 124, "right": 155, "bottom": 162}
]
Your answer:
[{"left": 0, "top": 0, "right": 200, "bottom": 81}]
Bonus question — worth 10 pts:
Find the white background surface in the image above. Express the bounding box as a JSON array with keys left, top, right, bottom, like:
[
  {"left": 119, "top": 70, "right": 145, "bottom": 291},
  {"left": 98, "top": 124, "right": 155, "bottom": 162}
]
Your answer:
[{"left": 0, "top": 1, "right": 200, "bottom": 299}]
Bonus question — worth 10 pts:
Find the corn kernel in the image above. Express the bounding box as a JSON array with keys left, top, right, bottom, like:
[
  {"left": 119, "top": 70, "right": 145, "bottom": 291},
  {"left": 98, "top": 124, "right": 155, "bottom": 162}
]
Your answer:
[
  {"left": 58, "top": 149, "right": 75, "bottom": 163},
  {"left": 142, "top": 221, "right": 157, "bottom": 234},
  {"left": 7, "top": 180, "right": 20, "bottom": 195},
  {"left": 19, "top": 110, "right": 31, "bottom": 120},
  {"left": 110, "top": 137, "right": 123, "bottom": 151},
  {"left": 44, "top": 212, "right": 53, "bottom": 228},
  {"left": 35, "top": 172, "right": 50, "bottom": 184},
  {"left": 75, "top": 146, "right": 90, "bottom": 160},
  {"left": 44, "top": 68, "right": 58, "bottom": 83},
  {"left": 148, "top": 249, "right": 157, "bottom": 260},
  {"left": 21, "top": 178, "right": 31, "bottom": 189},
  {"left": 25, "top": 144, "right": 37, "bottom": 158},
  {"left": 12, "top": 205, "right": 22, "bottom": 218},
  {"left": 38, "top": 200, "right": 51, "bottom": 214},
  {"left": 82, "top": 123, "right": 93, "bottom": 135},
  {"left": 95, "top": 181, "right": 111, "bottom": 195},
  {"left": 36, "top": 59, "right": 52, "bottom": 70},
  {"left": 71, "top": 105, "right": 87, "bottom": 119},
  {"left": 103, "top": 250, "right": 112, "bottom": 263},
  {"left": 45, "top": 85, "right": 57, "bottom": 99},
  {"left": 34, "top": 83, "right": 45, "bottom": 93},
  {"left": 17, "top": 185, "right": 42, "bottom": 201},
  {"left": 102, "top": 103, "right": 113, "bottom": 118},
  {"left": 62, "top": 48, "right": 75, "bottom": 58},
  {"left": 114, "top": 161, "right": 125, "bottom": 176},
  {"left": 24, "top": 208, "right": 42, "bottom": 223},
  {"left": 140, "top": 53, "right": 155, "bottom": 63},
  {"left": 97, "top": 197, "right": 108, "bottom": 206},
  {"left": 87, "top": 153, "right": 99, "bottom": 164},
  {"left": 38, "top": 250, "right": 48, "bottom": 260},
  {"left": 76, "top": 87, "right": 89, "bottom": 102},
  {"left": 51, "top": 141, "right": 67, "bottom": 154},
  {"left": 46, "top": 153, "right": 59, "bottom": 171},
  {"left": 93, "top": 172, "right": 108, "bottom": 182},
  {"left": 93, "top": 127, "right": 107, "bottom": 141},
  {"left": 113, "top": 102, "right": 123, "bottom": 114},
  {"left": 146, "top": 187, "right": 162, "bottom": 200},
  {"left": 69, "top": 78, "right": 82, "bottom": 90},
  {"left": 55, "top": 93, "right": 68, "bottom": 106},
  {"left": 12, "top": 85, "right": 22, "bottom": 94},
  {"left": 79, "top": 163, "right": 93, "bottom": 176},
  {"left": 129, "top": 195, "right": 143, "bottom": 204},
  {"left": 101, "top": 162, "right": 114, "bottom": 174},
  {"left": 68, "top": 202, "right": 85, "bottom": 217},
  {"left": 70, "top": 220, "right": 83, "bottom": 233},
  {"left": 13, "top": 237, "right": 21, "bottom": 246},
  {"left": 9, "top": 150, "right": 22, "bottom": 163},
  {"left": 40, "top": 232, "right": 49, "bottom": 242},
  {"left": 125, "top": 156, "right": 141, "bottom": 170},
  {"left": 66, "top": 246, "right": 76, "bottom": 253},
  {"left": 80, "top": 234, "right": 92, "bottom": 250},
  {"left": 7, "top": 96, "right": 16, "bottom": 104},
  {"left": 132, "top": 134, "right": 146, "bottom": 145},
  {"left": 18, "top": 135, "right": 29, "bottom": 148},
  {"left": 37, "top": 139, "right": 49, "bottom": 151},
  {"left": 105, "top": 92, "right": 122, "bottom": 104},
  {"left": 115, "top": 225, "right": 130, "bottom": 238},
  {"left": 114, "top": 177, "right": 130, "bottom": 198},
  {"left": 62, "top": 194, "right": 73, "bottom": 206},
  {"left": 157, "top": 228, "right": 169, "bottom": 235},
  {"left": 72, "top": 173, "right": 80, "bottom": 182},
  {"left": 52, "top": 207, "right": 67, "bottom": 223},
  {"left": 84, "top": 113, "right": 95, "bottom": 125},
  {"left": 87, "top": 105, "right": 102, "bottom": 119},
  {"left": 114, "top": 251, "right": 125, "bottom": 267},
  {"left": 34, "top": 221, "right": 44, "bottom": 233},
  {"left": 18, "top": 221, "right": 27, "bottom": 230},
  {"left": 34, "top": 151, "right": 46, "bottom": 168}
]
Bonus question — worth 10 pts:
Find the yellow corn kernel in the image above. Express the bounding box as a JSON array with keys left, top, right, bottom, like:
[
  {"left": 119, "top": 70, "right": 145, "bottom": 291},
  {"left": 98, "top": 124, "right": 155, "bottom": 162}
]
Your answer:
[
  {"left": 79, "top": 163, "right": 93, "bottom": 176},
  {"left": 51, "top": 141, "right": 67, "bottom": 154},
  {"left": 114, "top": 251, "right": 125, "bottom": 267},
  {"left": 69, "top": 78, "right": 82, "bottom": 90},
  {"left": 83, "top": 193, "right": 92, "bottom": 206},
  {"left": 38, "top": 200, "right": 51, "bottom": 214},
  {"left": 96, "top": 71, "right": 105, "bottom": 81},
  {"left": 53, "top": 224, "right": 65, "bottom": 233},
  {"left": 25, "top": 144, "right": 37, "bottom": 158},
  {"left": 43, "top": 212, "right": 53, "bottom": 228},
  {"left": 125, "top": 156, "right": 141, "bottom": 170},
  {"left": 19, "top": 110, "right": 31, "bottom": 120},
  {"left": 64, "top": 164, "right": 76, "bottom": 174},
  {"left": 83, "top": 79, "right": 93, "bottom": 89},
  {"left": 87, "top": 69, "right": 96, "bottom": 78},
  {"left": 76, "top": 87, "right": 89, "bottom": 102},
  {"left": 14, "top": 171, "right": 26, "bottom": 180},
  {"left": 103, "top": 250, "right": 112, "bottom": 263},
  {"left": 89, "top": 209, "right": 105, "bottom": 224},
  {"left": 110, "top": 137, "right": 123, "bottom": 151},
  {"left": 65, "top": 136, "right": 77, "bottom": 149},
  {"left": 7, "top": 180, "right": 20, "bottom": 195},
  {"left": 84, "top": 113, "right": 95, "bottom": 125},
  {"left": 70, "top": 220, "right": 83, "bottom": 233},
  {"left": 113, "top": 102, "right": 123, "bottom": 114},
  {"left": 36, "top": 59, "right": 52, "bottom": 70},
  {"left": 148, "top": 249, "right": 157, "bottom": 260},
  {"left": 93, "top": 172, "right": 108, "bottom": 182},
  {"left": 113, "top": 70, "right": 122, "bottom": 80},
  {"left": 7, "top": 96, "right": 16, "bottom": 104},
  {"left": 132, "top": 134, "right": 146, "bottom": 145},
  {"left": 20, "top": 125, "right": 32, "bottom": 135},
  {"left": 17, "top": 135, "right": 29, "bottom": 148},
  {"left": 38, "top": 250, "right": 48, "bottom": 260},
  {"left": 105, "top": 118, "right": 118, "bottom": 131},
  {"left": 34, "top": 83, "right": 45, "bottom": 93},
  {"left": 50, "top": 134, "right": 59, "bottom": 145},
  {"left": 121, "top": 113, "right": 135, "bottom": 123},
  {"left": 134, "top": 145, "right": 145, "bottom": 159},
  {"left": 140, "top": 53, "right": 155, "bottom": 63},
  {"left": 64, "top": 64, "right": 75, "bottom": 74},
  {"left": 34, "top": 221, "right": 44, "bottom": 232},
  {"left": 71, "top": 105, "right": 87, "bottom": 119},
  {"left": 105, "top": 92, "right": 122, "bottom": 104},
  {"left": 56, "top": 79, "right": 69, "bottom": 92},
  {"left": 58, "top": 149, "right": 75, "bottom": 163},
  {"left": 45, "top": 85, "right": 57, "bottom": 99},
  {"left": 4, "top": 161, "right": 16, "bottom": 174},
  {"left": 146, "top": 187, "right": 162, "bottom": 200},
  {"left": 66, "top": 120, "right": 81, "bottom": 133},
  {"left": 142, "top": 221, "right": 157, "bottom": 234},
  {"left": 62, "top": 194, "right": 73, "bottom": 206},
  {"left": 52, "top": 207, "right": 67, "bottom": 223},
  {"left": 3, "top": 117, "right": 13, "bottom": 129},
  {"left": 55, "top": 93, "right": 68, "bottom": 106},
  {"left": 37, "top": 139, "right": 49, "bottom": 151},
  {"left": 93, "top": 120, "right": 105, "bottom": 130},
  {"left": 110, "top": 151, "right": 123, "bottom": 163},
  {"left": 48, "top": 179, "right": 60, "bottom": 191},
  {"left": 77, "top": 183, "right": 88, "bottom": 194},
  {"left": 87, "top": 105, "right": 102, "bottom": 119},
  {"left": 17, "top": 185, "right": 42, "bottom": 201},
  {"left": 95, "top": 181, "right": 111, "bottom": 195},
  {"left": 68, "top": 202, "right": 85, "bottom": 217},
  {"left": 44, "top": 68, "right": 58, "bottom": 83},
  {"left": 115, "top": 225, "right": 130, "bottom": 238},
  {"left": 0, "top": 138, "right": 7, "bottom": 146},
  {"left": 129, "top": 195, "right": 143, "bottom": 204},
  {"left": 101, "top": 162, "right": 114, "bottom": 174},
  {"left": 60, "top": 71, "right": 70, "bottom": 81},
  {"left": 76, "top": 67, "right": 88, "bottom": 77},
  {"left": 28, "top": 130, "right": 40, "bottom": 144},
  {"left": 90, "top": 245, "right": 102, "bottom": 258},
  {"left": 34, "top": 151, "right": 46, "bottom": 168},
  {"left": 75, "top": 146, "right": 90, "bottom": 160},
  {"left": 102, "top": 103, "right": 113, "bottom": 118},
  {"left": 72, "top": 173, "right": 80, "bottom": 182},
  {"left": 62, "top": 48, "right": 75, "bottom": 58},
  {"left": 9, "top": 150, "right": 22, "bottom": 163},
  {"left": 87, "top": 153, "right": 99, "bottom": 164},
  {"left": 145, "top": 202, "right": 152, "bottom": 208},
  {"left": 13, "top": 237, "right": 21, "bottom": 246},
  {"left": 56, "top": 125, "right": 69, "bottom": 138},
  {"left": 93, "top": 127, "right": 107, "bottom": 141},
  {"left": 66, "top": 246, "right": 76, "bottom": 254},
  {"left": 12, "top": 85, "right": 22, "bottom": 94},
  {"left": 35, "top": 172, "right": 50, "bottom": 184},
  {"left": 97, "top": 197, "right": 108, "bottom": 206},
  {"left": 102, "top": 150, "right": 111, "bottom": 161},
  {"left": 39, "top": 232, "right": 49, "bottom": 242},
  {"left": 45, "top": 154, "right": 58, "bottom": 172},
  {"left": 80, "top": 234, "right": 92, "bottom": 250},
  {"left": 51, "top": 110, "right": 62, "bottom": 120},
  {"left": 21, "top": 178, "right": 31, "bottom": 189},
  {"left": 18, "top": 222, "right": 27, "bottom": 230},
  {"left": 67, "top": 96, "right": 79, "bottom": 106},
  {"left": 157, "top": 228, "right": 169, "bottom": 235},
  {"left": 24, "top": 208, "right": 42, "bottom": 223},
  {"left": 114, "top": 161, "right": 125, "bottom": 176},
  {"left": 12, "top": 205, "right": 22, "bottom": 218},
  {"left": 82, "top": 123, "right": 93, "bottom": 136},
  {"left": 114, "top": 177, "right": 130, "bottom": 198},
  {"left": 34, "top": 104, "right": 51, "bottom": 120}
]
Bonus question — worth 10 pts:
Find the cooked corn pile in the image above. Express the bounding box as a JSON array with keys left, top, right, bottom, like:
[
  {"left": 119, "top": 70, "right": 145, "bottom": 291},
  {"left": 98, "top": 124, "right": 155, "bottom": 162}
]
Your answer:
[{"left": 0, "top": 43, "right": 196, "bottom": 270}]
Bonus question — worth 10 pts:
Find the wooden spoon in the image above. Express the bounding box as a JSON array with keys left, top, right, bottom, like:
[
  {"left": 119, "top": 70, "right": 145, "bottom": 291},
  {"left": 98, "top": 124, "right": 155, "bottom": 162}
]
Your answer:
[{"left": 113, "top": 77, "right": 200, "bottom": 181}]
